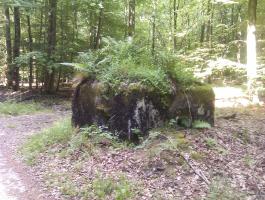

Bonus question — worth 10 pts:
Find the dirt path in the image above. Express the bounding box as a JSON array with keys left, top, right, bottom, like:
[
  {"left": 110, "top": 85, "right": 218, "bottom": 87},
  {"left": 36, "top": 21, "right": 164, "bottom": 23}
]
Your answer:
[{"left": 0, "top": 113, "right": 68, "bottom": 200}]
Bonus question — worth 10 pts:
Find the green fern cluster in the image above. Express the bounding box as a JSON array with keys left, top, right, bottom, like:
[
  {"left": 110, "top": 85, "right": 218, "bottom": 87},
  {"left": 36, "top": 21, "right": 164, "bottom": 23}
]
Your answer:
[
  {"left": 62, "top": 37, "right": 197, "bottom": 95},
  {"left": 192, "top": 120, "right": 211, "bottom": 129}
]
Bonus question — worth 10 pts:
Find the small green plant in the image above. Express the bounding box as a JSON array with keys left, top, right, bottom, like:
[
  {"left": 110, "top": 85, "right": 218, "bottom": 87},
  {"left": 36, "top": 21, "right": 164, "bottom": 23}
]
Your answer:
[
  {"left": 206, "top": 177, "right": 246, "bottom": 200},
  {"left": 60, "top": 180, "right": 79, "bottom": 197},
  {"left": 178, "top": 117, "right": 192, "bottom": 128},
  {"left": 160, "top": 137, "right": 190, "bottom": 151},
  {"left": 93, "top": 176, "right": 134, "bottom": 200},
  {"left": 243, "top": 154, "right": 255, "bottom": 167},
  {"left": 46, "top": 172, "right": 80, "bottom": 198},
  {"left": 135, "top": 131, "right": 161, "bottom": 149},
  {"left": 0, "top": 101, "right": 48, "bottom": 116},
  {"left": 205, "top": 137, "right": 217, "bottom": 149},
  {"left": 192, "top": 120, "right": 211, "bottom": 129},
  {"left": 80, "top": 125, "right": 127, "bottom": 148},
  {"left": 235, "top": 129, "right": 251, "bottom": 144},
  {"left": 190, "top": 151, "right": 205, "bottom": 160},
  {"left": 168, "top": 118, "right": 178, "bottom": 128},
  {"left": 66, "top": 132, "right": 94, "bottom": 155},
  {"left": 204, "top": 137, "right": 228, "bottom": 154},
  {"left": 21, "top": 118, "right": 74, "bottom": 165}
]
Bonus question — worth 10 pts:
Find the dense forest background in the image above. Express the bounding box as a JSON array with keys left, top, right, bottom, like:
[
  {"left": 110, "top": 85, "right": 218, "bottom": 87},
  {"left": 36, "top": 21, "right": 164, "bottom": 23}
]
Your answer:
[{"left": 0, "top": 0, "right": 264, "bottom": 95}]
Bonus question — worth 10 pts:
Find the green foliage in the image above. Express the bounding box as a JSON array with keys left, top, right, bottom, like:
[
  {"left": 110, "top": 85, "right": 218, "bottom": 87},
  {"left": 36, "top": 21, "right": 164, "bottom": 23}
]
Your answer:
[
  {"left": 190, "top": 151, "right": 205, "bottom": 160},
  {"left": 77, "top": 124, "right": 132, "bottom": 149},
  {"left": 63, "top": 38, "right": 198, "bottom": 95},
  {"left": 66, "top": 131, "right": 94, "bottom": 155},
  {"left": 205, "top": 137, "right": 218, "bottom": 149},
  {"left": 21, "top": 118, "right": 74, "bottom": 165},
  {"left": 160, "top": 136, "right": 190, "bottom": 151},
  {"left": 204, "top": 137, "right": 228, "bottom": 154},
  {"left": 192, "top": 120, "right": 211, "bottom": 129},
  {"left": 0, "top": 101, "right": 48, "bottom": 116},
  {"left": 233, "top": 129, "right": 251, "bottom": 144},
  {"left": 137, "top": 129, "right": 191, "bottom": 159},
  {"left": 178, "top": 117, "right": 192, "bottom": 128},
  {"left": 15, "top": 51, "right": 48, "bottom": 66},
  {"left": 93, "top": 176, "right": 134, "bottom": 200},
  {"left": 243, "top": 154, "right": 255, "bottom": 167}
]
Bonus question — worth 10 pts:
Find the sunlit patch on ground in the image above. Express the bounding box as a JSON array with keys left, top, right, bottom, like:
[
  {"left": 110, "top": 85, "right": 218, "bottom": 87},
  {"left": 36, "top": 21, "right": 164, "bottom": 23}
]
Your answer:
[
  {"left": 0, "top": 152, "right": 25, "bottom": 200},
  {"left": 214, "top": 87, "right": 263, "bottom": 108}
]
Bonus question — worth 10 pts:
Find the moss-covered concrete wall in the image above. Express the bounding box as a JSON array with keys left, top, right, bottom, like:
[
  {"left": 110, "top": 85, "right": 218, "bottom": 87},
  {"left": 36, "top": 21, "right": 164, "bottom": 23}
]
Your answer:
[{"left": 72, "top": 79, "right": 215, "bottom": 141}]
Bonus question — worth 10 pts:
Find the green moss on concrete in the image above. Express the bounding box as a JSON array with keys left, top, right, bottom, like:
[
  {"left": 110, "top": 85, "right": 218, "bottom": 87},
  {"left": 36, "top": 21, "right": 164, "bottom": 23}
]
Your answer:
[{"left": 189, "top": 84, "right": 215, "bottom": 104}]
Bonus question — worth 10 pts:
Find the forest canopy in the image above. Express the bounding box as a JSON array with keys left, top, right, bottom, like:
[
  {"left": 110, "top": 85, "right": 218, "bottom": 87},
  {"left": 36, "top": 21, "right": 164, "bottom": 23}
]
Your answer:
[{"left": 0, "top": 0, "right": 264, "bottom": 97}]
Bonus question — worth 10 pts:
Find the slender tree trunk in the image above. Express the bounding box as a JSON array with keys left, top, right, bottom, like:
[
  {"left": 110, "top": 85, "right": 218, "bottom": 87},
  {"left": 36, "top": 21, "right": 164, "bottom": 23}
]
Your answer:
[
  {"left": 4, "top": 6, "right": 13, "bottom": 88},
  {"left": 27, "top": 15, "right": 33, "bottom": 90},
  {"left": 45, "top": 0, "right": 57, "bottom": 93},
  {"left": 173, "top": 0, "right": 180, "bottom": 51},
  {"left": 206, "top": 0, "right": 213, "bottom": 47},
  {"left": 236, "top": 5, "right": 242, "bottom": 63},
  {"left": 13, "top": 7, "right": 21, "bottom": 91},
  {"left": 56, "top": 68, "right": 62, "bottom": 92},
  {"left": 57, "top": 5, "right": 64, "bottom": 92},
  {"left": 200, "top": 24, "right": 205, "bottom": 44},
  {"left": 151, "top": 0, "right": 157, "bottom": 56},
  {"left": 89, "top": 12, "right": 96, "bottom": 49},
  {"left": 95, "top": 1, "right": 104, "bottom": 49},
  {"left": 230, "top": 4, "right": 235, "bottom": 41},
  {"left": 128, "top": 0, "right": 135, "bottom": 41},
  {"left": 247, "top": 0, "right": 258, "bottom": 103},
  {"left": 200, "top": 2, "right": 205, "bottom": 45},
  {"left": 39, "top": 6, "right": 44, "bottom": 49}
]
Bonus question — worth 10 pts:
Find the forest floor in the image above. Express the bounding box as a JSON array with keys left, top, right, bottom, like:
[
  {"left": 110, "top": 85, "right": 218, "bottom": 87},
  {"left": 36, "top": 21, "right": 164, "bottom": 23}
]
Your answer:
[{"left": 0, "top": 87, "right": 265, "bottom": 200}]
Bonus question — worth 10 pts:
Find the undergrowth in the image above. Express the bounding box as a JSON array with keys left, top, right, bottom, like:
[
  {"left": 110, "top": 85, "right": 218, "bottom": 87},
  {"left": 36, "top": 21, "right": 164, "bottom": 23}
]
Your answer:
[
  {"left": 21, "top": 118, "right": 74, "bottom": 165},
  {"left": 93, "top": 175, "right": 135, "bottom": 200},
  {"left": 63, "top": 38, "right": 198, "bottom": 95},
  {"left": 21, "top": 120, "right": 129, "bottom": 165},
  {"left": 46, "top": 171, "right": 136, "bottom": 200},
  {"left": 192, "top": 120, "right": 211, "bottom": 129},
  {"left": 0, "top": 101, "right": 48, "bottom": 116}
]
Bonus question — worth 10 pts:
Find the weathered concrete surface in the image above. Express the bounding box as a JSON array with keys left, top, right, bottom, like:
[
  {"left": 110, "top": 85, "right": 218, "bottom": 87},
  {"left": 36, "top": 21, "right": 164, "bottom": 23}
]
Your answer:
[{"left": 72, "top": 80, "right": 215, "bottom": 141}]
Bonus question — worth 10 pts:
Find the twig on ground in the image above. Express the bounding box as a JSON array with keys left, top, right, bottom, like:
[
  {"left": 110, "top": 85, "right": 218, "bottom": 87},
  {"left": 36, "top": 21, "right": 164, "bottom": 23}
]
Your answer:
[{"left": 179, "top": 152, "right": 210, "bottom": 186}]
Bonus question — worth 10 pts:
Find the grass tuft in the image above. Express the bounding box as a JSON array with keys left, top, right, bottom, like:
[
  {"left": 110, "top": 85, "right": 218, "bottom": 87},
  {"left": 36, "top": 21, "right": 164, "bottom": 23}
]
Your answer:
[
  {"left": 20, "top": 118, "right": 74, "bottom": 165},
  {"left": 207, "top": 177, "right": 246, "bottom": 200},
  {"left": 0, "top": 101, "right": 48, "bottom": 116},
  {"left": 93, "top": 175, "right": 134, "bottom": 200}
]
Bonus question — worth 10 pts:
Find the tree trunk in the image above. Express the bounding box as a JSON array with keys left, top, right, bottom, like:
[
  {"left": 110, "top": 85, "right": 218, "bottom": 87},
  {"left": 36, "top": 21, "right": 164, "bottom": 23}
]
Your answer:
[
  {"left": 89, "top": 12, "right": 96, "bottom": 48},
  {"left": 206, "top": 0, "right": 211, "bottom": 42},
  {"left": 206, "top": 0, "right": 213, "bottom": 47},
  {"left": 173, "top": 0, "right": 180, "bottom": 51},
  {"left": 247, "top": 0, "right": 258, "bottom": 103},
  {"left": 128, "top": 0, "right": 135, "bottom": 41},
  {"left": 4, "top": 6, "right": 13, "bottom": 88},
  {"left": 151, "top": 0, "right": 157, "bottom": 56},
  {"left": 45, "top": 0, "right": 57, "bottom": 93},
  {"left": 95, "top": 1, "right": 104, "bottom": 49},
  {"left": 200, "top": 24, "right": 205, "bottom": 44},
  {"left": 27, "top": 15, "right": 33, "bottom": 90},
  {"left": 13, "top": 7, "right": 21, "bottom": 91}
]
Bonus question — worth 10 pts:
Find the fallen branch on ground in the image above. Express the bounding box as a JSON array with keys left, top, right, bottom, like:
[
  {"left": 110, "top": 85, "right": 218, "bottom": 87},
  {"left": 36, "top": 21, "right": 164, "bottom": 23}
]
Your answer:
[{"left": 179, "top": 152, "right": 210, "bottom": 186}]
